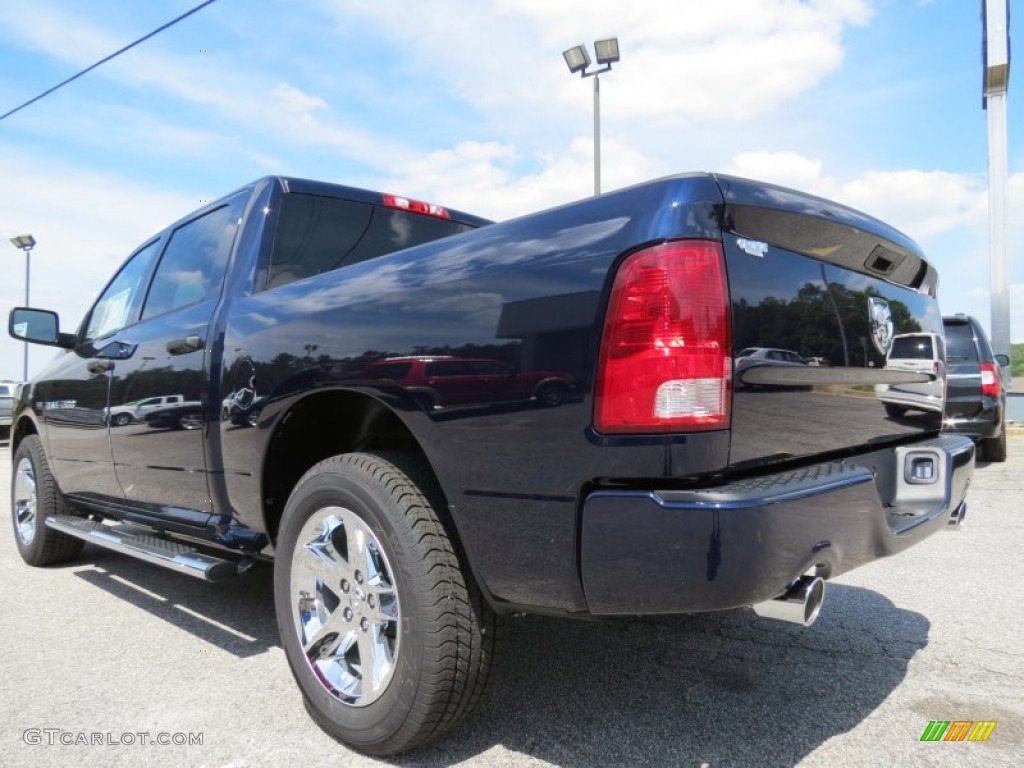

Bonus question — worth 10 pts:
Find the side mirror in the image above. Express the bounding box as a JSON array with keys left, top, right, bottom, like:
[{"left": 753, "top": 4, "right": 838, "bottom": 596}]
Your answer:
[
  {"left": 9, "top": 308, "right": 75, "bottom": 349},
  {"left": 994, "top": 353, "right": 1010, "bottom": 368}
]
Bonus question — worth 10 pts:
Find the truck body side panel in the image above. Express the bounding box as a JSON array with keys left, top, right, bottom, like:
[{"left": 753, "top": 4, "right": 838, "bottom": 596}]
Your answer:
[{"left": 220, "top": 175, "right": 729, "bottom": 612}]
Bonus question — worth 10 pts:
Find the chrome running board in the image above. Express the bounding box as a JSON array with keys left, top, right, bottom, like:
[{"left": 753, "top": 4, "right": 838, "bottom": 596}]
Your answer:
[{"left": 46, "top": 515, "right": 242, "bottom": 582}]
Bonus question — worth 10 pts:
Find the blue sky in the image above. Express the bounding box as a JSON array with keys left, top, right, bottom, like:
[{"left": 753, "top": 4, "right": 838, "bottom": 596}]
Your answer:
[{"left": 0, "top": 0, "right": 1020, "bottom": 382}]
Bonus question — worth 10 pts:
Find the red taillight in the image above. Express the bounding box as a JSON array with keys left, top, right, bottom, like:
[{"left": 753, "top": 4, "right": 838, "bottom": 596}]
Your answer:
[
  {"left": 979, "top": 362, "right": 1001, "bottom": 398},
  {"left": 594, "top": 240, "right": 731, "bottom": 434},
  {"left": 382, "top": 193, "right": 451, "bottom": 220}
]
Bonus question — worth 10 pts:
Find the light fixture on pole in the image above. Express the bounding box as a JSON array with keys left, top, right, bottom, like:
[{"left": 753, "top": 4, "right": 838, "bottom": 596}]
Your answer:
[
  {"left": 9, "top": 234, "right": 37, "bottom": 382},
  {"left": 562, "top": 37, "right": 620, "bottom": 196}
]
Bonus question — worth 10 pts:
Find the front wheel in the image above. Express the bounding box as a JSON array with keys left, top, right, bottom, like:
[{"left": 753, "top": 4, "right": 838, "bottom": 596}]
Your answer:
[
  {"left": 274, "top": 452, "right": 499, "bottom": 756},
  {"left": 11, "top": 435, "right": 83, "bottom": 566}
]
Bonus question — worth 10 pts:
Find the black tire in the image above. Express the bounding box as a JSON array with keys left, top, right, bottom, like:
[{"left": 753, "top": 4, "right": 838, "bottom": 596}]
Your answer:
[
  {"left": 884, "top": 404, "right": 907, "bottom": 419},
  {"left": 111, "top": 412, "right": 132, "bottom": 427},
  {"left": 11, "top": 435, "right": 84, "bottom": 566},
  {"left": 535, "top": 383, "right": 566, "bottom": 407},
  {"left": 274, "top": 452, "right": 500, "bottom": 756},
  {"left": 981, "top": 429, "right": 1007, "bottom": 462}
]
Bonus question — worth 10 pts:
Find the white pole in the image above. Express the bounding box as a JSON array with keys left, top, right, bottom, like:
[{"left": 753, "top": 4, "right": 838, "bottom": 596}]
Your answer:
[
  {"left": 982, "top": 0, "right": 1011, "bottom": 365},
  {"left": 23, "top": 249, "right": 31, "bottom": 381},
  {"left": 593, "top": 73, "right": 601, "bottom": 196},
  {"left": 986, "top": 88, "right": 1010, "bottom": 363}
]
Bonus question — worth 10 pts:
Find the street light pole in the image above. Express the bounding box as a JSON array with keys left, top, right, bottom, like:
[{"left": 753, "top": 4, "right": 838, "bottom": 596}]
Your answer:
[
  {"left": 981, "top": 0, "right": 1011, "bottom": 367},
  {"left": 562, "top": 38, "right": 620, "bottom": 196},
  {"left": 593, "top": 73, "right": 601, "bottom": 196},
  {"left": 9, "top": 234, "right": 37, "bottom": 382}
]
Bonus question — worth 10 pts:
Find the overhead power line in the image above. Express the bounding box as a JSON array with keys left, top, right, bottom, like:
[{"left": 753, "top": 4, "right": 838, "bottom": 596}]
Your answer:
[{"left": 0, "top": 0, "right": 219, "bottom": 122}]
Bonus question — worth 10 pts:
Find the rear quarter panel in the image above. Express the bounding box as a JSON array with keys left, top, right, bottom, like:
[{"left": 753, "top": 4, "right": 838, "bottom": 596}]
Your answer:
[{"left": 219, "top": 175, "right": 730, "bottom": 613}]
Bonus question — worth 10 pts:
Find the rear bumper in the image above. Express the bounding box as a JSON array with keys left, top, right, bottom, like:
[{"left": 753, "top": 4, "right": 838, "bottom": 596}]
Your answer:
[
  {"left": 942, "top": 399, "right": 1003, "bottom": 440},
  {"left": 580, "top": 434, "right": 975, "bottom": 615},
  {"left": 874, "top": 385, "right": 943, "bottom": 413}
]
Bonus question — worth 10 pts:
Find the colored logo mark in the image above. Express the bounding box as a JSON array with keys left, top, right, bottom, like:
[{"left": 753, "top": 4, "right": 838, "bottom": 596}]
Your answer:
[{"left": 920, "top": 721, "right": 997, "bottom": 742}]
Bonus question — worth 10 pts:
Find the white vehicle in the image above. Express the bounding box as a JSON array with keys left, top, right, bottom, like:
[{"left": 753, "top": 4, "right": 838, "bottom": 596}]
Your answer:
[
  {"left": 733, "top": 347, "right": 809, "bottom": 388},
  {"left": 106, "top": 394, "right": 185, "bottom": 426},
  {"left": 0, "top": 381, "right": 18, "bottom": 440},
  {"left": 874, "top": 333, "right": 945, "bottom": 417}
]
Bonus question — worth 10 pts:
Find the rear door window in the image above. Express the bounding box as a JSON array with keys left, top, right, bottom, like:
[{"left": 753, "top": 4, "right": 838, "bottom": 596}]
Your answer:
[
  {"left": 371, "top": 363, "right": 413, "bottom": 380},
  {"left": 465, "top": 360, "right": 513, "bottom": 375},
  {"left": 425, "top": 361, "right": 470, "bottom": 377},
  {"left": 141, "top": 202, "right": 242, "bottom": 321}
]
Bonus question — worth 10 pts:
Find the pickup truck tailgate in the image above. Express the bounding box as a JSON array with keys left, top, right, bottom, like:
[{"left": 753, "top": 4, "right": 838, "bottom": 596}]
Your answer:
[{"left": 714, "top": 175, "right": 944, "bottom": 467}]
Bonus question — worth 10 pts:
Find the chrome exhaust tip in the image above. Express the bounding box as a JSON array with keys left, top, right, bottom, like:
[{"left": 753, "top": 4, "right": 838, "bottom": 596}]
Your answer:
[{"left": 752, "top": 575, "right": 826, "bottom": 627}]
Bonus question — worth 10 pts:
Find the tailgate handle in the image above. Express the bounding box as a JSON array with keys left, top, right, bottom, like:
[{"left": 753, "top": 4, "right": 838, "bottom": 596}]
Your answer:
[{"left": 166, "top": 336, "right": 204, "bottom": 355}]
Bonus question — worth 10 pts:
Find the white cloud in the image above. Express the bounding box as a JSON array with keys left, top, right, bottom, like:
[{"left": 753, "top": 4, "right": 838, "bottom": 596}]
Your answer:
[
  {"left": 841, "top": 170, "right": 987, "bottom": 236},
  {"left": 0, "top": 3, "right": 411, "bottom": 166},
  {"left": 0, "top": 146, "right": 197, "bottom": 380},
  {"left": 271, "top": 83, "right": 329, "bottom": 113},
  {"left": 361, "top": 136, "right": 656, "bottom": 220},
  {"left": 724, "top": 150, "right": 990, "bottom": 239},
  {"left": 320, "top": 0, "right": 871, "bottom": 122},
  {"left": 725, "top": 151, "right": 835, "bottom": 196}
]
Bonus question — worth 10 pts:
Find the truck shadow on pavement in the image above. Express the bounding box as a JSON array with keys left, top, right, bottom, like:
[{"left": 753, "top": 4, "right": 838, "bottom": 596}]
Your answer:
[
  {"left": 69, "top": 548, "right": 927, "bottom": 766},
  {"left": 71, "top": 544, "right": 278, "bottom": 658},
  {"left": 401, "top": 584, "right": 929, "bottom": 768}
]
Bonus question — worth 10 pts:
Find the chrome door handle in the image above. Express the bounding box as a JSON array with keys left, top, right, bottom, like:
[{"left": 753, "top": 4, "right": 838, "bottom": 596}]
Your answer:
[{"left": 166, "top": 336, "right": 204, "bottom": 355}]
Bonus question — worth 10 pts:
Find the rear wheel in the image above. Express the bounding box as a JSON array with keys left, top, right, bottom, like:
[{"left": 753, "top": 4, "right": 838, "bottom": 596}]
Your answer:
[
  {"left": 536, "top": 383, "right": 567, "bottom": 407},
  {"left": 274, "top": 452, "right": 499, "bottom": 756},
  {"left": 884, "top": 404, "right": 907, "bottom": 419},
  {"left": 11, "top": 435, "right": 83, "bottom": 566},
  {"left": 981, "top": 429, "right": 1007, "bottom": 462},
  {"left": 177, "top": 413, "right": 204, "bottom": 430}
]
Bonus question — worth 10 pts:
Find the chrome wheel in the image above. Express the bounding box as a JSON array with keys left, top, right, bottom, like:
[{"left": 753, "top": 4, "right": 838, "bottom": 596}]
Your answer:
[
  {"left": 13, "top": 457, "right": 37, "bottom": 546},
  {"left": 291, "top": 505, "right": 400, "bottom": 707},
  {"left": 177, "top": 413, "right": 204, "bottom": 430}
]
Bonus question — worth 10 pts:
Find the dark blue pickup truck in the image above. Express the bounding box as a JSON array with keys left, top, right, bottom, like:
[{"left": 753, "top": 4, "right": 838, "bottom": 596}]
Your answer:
[{"left": 8, "top": 174, "right": 974, "bottom": 755}]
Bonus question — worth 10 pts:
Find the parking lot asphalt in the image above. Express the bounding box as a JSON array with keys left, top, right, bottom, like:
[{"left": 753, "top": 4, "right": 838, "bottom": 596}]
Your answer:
[{"left": 1, "top": 437, "right": 1021, "bottom": 768}]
